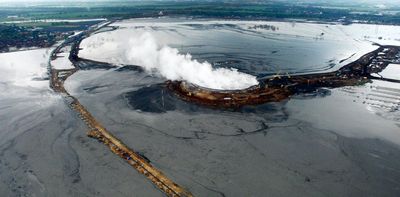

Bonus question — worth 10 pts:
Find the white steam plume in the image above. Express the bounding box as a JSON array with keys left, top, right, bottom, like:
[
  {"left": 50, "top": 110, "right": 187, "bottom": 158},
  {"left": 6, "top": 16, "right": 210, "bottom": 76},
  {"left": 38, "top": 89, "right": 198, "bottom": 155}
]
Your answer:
[{"left": 125, "top": 32, "right": 258, "bottom": 90}]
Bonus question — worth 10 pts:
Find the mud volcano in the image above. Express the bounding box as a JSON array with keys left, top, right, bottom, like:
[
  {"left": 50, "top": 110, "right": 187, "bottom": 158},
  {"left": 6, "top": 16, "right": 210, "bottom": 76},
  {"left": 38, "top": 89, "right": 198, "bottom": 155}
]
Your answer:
[{"left": 168, "top": 45, "right": 400, "bottom": 108}]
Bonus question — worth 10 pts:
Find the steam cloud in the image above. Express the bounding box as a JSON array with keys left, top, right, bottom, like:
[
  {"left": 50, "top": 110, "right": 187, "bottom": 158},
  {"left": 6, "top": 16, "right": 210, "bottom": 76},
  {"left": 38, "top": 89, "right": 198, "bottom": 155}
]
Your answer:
[{"left": 125, "top": 32, "right": 258, "bottom": 90}]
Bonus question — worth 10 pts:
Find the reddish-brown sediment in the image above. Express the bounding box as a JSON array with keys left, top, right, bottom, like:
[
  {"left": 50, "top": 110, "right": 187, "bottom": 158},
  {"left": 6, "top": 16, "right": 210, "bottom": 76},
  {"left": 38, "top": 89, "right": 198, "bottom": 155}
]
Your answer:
[{"left": 167, "top": 45, "right": 400, "bottom": 108}]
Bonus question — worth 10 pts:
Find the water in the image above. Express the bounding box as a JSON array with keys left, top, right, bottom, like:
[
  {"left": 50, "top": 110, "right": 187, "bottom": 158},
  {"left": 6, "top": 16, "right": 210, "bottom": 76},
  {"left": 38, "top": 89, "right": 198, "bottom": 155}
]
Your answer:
[
  {"left": 80, "top": 18, "right": 400, "bottom": 78},
  {"left": 39, "top": 18, "right": 400, "bottom": 196}
]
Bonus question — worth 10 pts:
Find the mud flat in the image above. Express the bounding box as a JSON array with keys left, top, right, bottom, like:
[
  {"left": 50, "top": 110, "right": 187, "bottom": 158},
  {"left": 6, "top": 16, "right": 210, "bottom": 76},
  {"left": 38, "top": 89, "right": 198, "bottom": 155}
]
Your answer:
[
  {"left": 0, "top": 47, "right": 165, "bottom": 196},
  {"left": 78, "top": 18, "right": 400, "bottom": 76},
  {"left": 64, "top": 54, "right": 400, "bottom": 197},
  {"left": 49, "top": 21, "right": 192, "bottom": 197},
  {"left": 56, "top": 18, "right": 400, "bottom": 197}
]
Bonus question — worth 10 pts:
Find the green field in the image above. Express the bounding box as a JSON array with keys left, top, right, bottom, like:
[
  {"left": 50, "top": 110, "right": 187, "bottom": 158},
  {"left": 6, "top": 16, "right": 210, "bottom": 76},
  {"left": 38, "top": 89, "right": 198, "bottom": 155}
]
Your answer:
[{"left": 0, "top": 1, "right": 399, "bottom": 25}]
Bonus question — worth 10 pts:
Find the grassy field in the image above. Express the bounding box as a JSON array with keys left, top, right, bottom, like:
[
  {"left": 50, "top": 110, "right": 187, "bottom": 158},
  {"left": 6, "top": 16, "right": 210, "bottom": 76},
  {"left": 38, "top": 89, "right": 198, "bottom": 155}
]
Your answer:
[{"left": 0, "top": 1, "right": 399, "bottom": 25}]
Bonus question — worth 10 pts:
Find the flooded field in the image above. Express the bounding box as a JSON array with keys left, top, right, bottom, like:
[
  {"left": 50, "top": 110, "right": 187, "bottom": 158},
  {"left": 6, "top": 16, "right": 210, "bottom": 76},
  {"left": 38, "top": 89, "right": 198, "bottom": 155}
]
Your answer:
[
  {"left": 80, "top": 18, "right": 400, "bottom": 77},
  {"left": 64, "top": 68, "right": 400, "bottom": 197},
  {"left": 3, "top": 0, "right": 400, "bottom": 195},
  {"left": 0, "top": 42, "right": 163, "bottom": 197},
  {"left": 63, "top": 18, "right": 400, "bottom": 196},
  {"left": 0, "top": 17, "right": 399, "bottom": 197}
]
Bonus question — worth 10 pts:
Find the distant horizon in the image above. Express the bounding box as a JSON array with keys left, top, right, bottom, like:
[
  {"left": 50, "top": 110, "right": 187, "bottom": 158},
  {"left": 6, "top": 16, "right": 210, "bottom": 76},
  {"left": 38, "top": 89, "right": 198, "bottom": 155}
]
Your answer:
[
  {"left": 1, "top": 0, "right": 400, "bottom": 8},
  {"left": 2, "top": 0, "right": 400, "bottom": 3}
]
